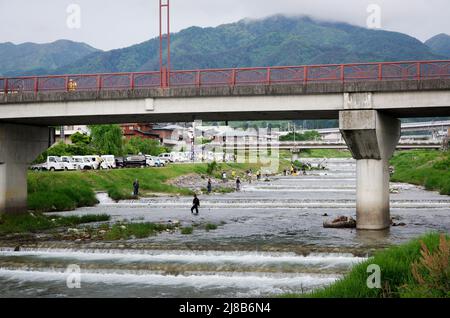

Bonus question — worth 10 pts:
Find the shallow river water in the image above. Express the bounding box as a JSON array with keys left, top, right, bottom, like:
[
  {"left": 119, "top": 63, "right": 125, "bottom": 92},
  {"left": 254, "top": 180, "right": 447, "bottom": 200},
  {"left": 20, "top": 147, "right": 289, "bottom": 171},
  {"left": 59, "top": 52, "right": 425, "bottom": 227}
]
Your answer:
[{"left": 1, "top": 159, "right": 449, "bottom": 297}]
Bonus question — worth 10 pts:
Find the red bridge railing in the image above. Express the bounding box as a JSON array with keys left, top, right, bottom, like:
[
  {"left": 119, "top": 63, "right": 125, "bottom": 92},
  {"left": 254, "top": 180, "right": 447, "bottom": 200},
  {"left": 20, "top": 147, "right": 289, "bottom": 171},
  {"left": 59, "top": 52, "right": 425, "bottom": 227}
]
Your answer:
[{"left": 1, "top": 60, "right": 450, "bottom": 95}]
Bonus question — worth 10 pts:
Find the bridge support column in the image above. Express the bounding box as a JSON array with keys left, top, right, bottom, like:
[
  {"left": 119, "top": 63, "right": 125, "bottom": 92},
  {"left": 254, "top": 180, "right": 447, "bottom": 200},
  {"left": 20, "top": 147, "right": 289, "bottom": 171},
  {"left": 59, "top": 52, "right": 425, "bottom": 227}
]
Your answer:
[
  {"left": 339, "top": 110, "right": 400, "bottom": 230},
  {"left": 0, "top": 124, "right": 53, "bottom": 215}
]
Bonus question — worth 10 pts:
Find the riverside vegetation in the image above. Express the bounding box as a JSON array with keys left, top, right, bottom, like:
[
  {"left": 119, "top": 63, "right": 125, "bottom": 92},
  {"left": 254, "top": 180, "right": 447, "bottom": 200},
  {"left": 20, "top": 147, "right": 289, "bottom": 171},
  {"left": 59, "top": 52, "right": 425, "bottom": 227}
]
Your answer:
[
  {"left": 283, "top": 233, "right": 449, "bottom": 298},
  {"left": 28, "top": 162, "right": 261, "bottom": 212},
  {"left": 0, "top": 211, "right": 222, "bottom": 241},
  {"left": 391, "top": 150, "right": 450, "bottom": 195}
]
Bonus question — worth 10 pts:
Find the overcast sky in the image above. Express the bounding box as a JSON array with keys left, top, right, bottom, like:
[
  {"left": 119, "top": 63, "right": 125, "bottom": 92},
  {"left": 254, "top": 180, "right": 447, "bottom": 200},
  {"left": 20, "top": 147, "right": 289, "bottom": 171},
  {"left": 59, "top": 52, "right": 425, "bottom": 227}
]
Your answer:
[{"left": 0, "top": 0, "right": 449, "bottom": 51}]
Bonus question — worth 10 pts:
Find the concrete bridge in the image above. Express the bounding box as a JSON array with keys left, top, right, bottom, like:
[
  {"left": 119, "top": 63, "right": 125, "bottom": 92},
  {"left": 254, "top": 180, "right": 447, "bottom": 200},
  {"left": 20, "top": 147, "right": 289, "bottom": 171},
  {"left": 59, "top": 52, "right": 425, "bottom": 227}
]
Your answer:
[
  {"left": 207, "top": 140, "right": 444, "bottom": 150},
  {"left": 1, "top": 60, "right": 450, "bottom": 230},
  {"left": 294, "top": 120, "right": 450, "bottom": 139}
]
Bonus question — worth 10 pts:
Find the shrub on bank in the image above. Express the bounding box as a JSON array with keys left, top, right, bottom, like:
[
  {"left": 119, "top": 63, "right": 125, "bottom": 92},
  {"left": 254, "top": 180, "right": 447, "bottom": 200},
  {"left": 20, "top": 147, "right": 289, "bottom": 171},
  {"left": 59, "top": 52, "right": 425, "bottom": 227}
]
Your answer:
[{"left": 283, "top": 233, "right": 449, "bottom": 298}]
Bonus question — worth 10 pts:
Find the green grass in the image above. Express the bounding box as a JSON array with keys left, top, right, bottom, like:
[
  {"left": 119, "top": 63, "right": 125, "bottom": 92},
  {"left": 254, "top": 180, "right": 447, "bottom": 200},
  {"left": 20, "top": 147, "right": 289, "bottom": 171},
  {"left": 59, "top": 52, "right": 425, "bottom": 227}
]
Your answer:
[
  {"left": 104, "top": 222, "right": 173, "bottom": 240},
  {"left": 282, "top": 233, "right": 449, "bottom": 298},
  {"left": 27, "top": 163, "right": 261, "bottom": 212},
  {"left": 205, "top": 223, "right": 218, "bottom": 231},
  {"left": 280, "top": 149, "right": 351, "bottom": 161},
  {"left": 181, "top": 227, "right": 194, "bottom": 235},
  {"left": 0, "top": 212, "right": 110, "bottom": 235},
  {"left": 390, "top": 150, "right": 450, "bottom": 195},
  {"left": 298, "top": 149, "right": 352, "bottom": 158}
]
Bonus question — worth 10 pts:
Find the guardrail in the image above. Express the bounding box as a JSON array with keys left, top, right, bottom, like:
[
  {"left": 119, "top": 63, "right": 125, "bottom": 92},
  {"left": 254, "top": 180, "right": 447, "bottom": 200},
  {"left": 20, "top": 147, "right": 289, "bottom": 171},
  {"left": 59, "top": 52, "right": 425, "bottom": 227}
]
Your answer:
[{"left": 1, "top": 60, "right": 450, "bottom": 94}]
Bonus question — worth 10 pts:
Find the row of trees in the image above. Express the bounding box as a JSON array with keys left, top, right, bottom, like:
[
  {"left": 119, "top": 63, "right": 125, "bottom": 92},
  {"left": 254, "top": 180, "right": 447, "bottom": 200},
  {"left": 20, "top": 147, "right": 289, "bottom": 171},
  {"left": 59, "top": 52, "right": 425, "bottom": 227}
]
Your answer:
[{"left": 35, "top": 125, "right": 170, "bottom": 162}]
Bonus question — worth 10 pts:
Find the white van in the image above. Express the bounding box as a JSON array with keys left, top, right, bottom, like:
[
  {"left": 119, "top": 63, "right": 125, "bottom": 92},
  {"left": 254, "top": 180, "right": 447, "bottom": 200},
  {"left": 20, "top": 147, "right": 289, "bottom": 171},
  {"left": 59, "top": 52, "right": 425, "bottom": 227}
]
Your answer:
[
  {"left": 158, "top": 153, "right": 173, "bottom": 163},
  {"left": 73, "top": 156, "right": 94, "bottom": 170},
  {"left": 101, "top": 155, "right": 116, "bottom": 169},
  {"left": 31, "top": 156, "right": 64, "bottom": 171},
  {"left": 60, "top": 156, "right": 78, "bottom": 171}
]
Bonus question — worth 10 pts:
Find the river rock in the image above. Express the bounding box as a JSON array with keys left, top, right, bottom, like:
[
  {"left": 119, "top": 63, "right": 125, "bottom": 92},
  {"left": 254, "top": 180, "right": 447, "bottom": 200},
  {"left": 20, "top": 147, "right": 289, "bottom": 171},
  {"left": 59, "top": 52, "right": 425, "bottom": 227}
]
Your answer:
[{"left": 323, "top": 216, "right": 356, "bottom": 229}]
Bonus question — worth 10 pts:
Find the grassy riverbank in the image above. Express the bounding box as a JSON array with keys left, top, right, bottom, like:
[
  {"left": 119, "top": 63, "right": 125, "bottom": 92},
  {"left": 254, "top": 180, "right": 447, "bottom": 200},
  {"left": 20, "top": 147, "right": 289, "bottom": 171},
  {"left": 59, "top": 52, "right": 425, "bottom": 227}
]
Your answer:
[
  {"left": 284, "top": 233, "right": 449, "bottom": 298},
  {"left": 0, "top": 213, "right": 110, "bottom": 235},
  {"left": 27, "top": 163, "right": 260, "bottom": 212},
  {"left": 280, "top": 149, "right": 351, "bottom": 160},
  {"left": 391, "top": 150, "right": 450, "bottom": 195}
]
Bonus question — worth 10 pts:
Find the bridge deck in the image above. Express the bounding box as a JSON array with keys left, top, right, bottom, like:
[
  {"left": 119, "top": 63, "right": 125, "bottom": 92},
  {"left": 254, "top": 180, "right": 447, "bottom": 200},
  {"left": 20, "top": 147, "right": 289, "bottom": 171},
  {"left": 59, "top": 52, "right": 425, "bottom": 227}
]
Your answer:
[
  {"left": 1, "top": 61, "right": 450, "bottom": 126},
  {"left": 1, "top": 60, "right": 450, "bottom": 96}
]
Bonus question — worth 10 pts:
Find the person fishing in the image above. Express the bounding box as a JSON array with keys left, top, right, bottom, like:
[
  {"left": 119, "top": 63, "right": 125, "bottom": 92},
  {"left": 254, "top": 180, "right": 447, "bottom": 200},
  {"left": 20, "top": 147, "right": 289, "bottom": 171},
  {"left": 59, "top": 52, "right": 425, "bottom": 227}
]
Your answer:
[
  {"left": 191, "top": 194, "right": 200, "bottom": 215},
  {"left": 133, "top": 179, "right": 140, "bottom": 196},
  {"left": 236, "top": 177, "right": 241, "bottom": 191},
  {"left": 207, "top": 178, "right": 212, "bottom": 194}
]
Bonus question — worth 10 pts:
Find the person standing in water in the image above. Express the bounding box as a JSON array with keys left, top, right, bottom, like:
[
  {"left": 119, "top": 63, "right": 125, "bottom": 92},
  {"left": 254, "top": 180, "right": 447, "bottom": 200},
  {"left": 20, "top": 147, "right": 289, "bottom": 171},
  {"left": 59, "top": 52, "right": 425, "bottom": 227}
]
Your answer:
[
  {"left": 207, "top": 178, "right": 212, "bottom": 194},
  {"left": 191, "top": 194, "right": 200, "bottom": 215},
  {"left": 236, "top": 177, "right": 241, "bottom": 191}
]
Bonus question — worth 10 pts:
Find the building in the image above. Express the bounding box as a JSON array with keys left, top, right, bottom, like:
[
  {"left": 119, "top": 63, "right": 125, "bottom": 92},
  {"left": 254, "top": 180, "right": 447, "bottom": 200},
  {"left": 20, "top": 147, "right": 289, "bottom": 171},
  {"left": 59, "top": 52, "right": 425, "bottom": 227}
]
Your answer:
[
  {"left": 55, "top": 125, "right": 89, "bottom": 144},
  {"left": 120, "top": 123, "right": 183, "bottom": 143}
]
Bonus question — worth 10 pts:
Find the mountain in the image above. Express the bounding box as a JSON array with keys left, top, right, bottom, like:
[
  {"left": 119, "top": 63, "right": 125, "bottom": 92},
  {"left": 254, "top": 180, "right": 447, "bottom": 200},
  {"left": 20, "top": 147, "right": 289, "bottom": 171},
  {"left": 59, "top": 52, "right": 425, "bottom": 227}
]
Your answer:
[
  {"left": 42, "top": 15, "right": 445, "bottom": 75},
  {"left": 425, "top": 33, "right": 450, "bottom": 58},
  {"left": 0, "top": 40, "right": 100, "bottom": 76},
  {"left": 2, "top": 15, "right": 444, "bottom": 76}
]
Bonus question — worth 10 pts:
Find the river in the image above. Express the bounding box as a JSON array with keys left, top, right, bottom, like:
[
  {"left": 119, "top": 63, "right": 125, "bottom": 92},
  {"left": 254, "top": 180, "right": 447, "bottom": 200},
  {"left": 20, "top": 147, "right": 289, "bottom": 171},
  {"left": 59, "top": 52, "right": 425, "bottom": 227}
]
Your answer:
[{"left": 0, "top": 158, "right": 449, "bottom": 297}]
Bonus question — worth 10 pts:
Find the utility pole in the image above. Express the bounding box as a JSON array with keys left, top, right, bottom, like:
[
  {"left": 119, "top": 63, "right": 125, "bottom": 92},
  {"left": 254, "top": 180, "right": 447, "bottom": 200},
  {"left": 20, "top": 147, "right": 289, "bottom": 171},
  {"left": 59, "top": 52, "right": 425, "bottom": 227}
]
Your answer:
[{"left": 159, "top": 0, "right": 171, "bottom": 88}]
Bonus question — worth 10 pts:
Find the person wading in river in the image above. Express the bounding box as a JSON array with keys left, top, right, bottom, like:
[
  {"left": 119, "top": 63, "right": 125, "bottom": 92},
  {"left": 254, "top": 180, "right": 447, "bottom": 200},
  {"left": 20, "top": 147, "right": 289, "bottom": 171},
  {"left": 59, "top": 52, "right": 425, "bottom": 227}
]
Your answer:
[
  {"left": 207, "top": 178, "right": 212, "bottom": 194},
  {"left": 191, "top": 194, "right": 200, "bottom": 215},
  {"left": 236, "top": 177, "right": 241, "bottom": 191}
]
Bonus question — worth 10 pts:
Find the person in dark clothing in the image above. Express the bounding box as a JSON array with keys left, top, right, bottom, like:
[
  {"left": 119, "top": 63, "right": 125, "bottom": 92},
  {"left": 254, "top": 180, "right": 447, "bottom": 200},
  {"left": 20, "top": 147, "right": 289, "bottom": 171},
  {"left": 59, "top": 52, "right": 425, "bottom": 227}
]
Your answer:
[
  {"left": 236, "top": 177, "right": 241, "bottom": 191},
  {"left": 301, "top": 164, "right": 307, "bottom": 175},
  {"left": 133, "top": 179, "right": 139, "bottom": 196},
  {"left": 191, "top": 194, "right": 200, "bottom": 215},
  {"left": 207, "top": 179, "right": 212, "bottom": 194}
]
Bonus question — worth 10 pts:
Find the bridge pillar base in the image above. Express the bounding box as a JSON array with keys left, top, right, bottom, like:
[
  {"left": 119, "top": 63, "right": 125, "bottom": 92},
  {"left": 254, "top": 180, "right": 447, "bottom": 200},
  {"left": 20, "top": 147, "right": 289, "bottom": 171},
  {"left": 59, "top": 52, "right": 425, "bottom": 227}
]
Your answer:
[
  {"left": 0, "top": 124, "right": 53, "bottom": 215},
  {"left": 339, "top": 110, "right": 400, "bottom": 230}
]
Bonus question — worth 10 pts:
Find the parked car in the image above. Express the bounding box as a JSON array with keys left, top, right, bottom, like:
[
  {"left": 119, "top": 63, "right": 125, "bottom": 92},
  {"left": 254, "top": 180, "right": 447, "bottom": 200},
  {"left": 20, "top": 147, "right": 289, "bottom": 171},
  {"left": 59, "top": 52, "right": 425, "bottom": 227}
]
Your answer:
[
  {"left": 151, "top": 156, "right": 165, "bottom": 167},
  {"left": 101, "top": 155, "right": 116, "bottom": 169},
  {"left": 159, "top": 153, "right": 174, "bottom": 163},
  {"left": 123, "top": 155, "right": 147, "bottom": 168},
  {"left": 145, "top": 155, "right": 156, "bottom": 167},
  {"left": 60, "top": 156, "right": 78, "bottom": 171},
  {"left": 31, "top": 156, "right": 64, "bottom": 171},
  {"left": 84, "top": 156, "right": 102, "bottom": 170},
  {"left": 73, "top": 156, "right": 94, "bottom": 170}
]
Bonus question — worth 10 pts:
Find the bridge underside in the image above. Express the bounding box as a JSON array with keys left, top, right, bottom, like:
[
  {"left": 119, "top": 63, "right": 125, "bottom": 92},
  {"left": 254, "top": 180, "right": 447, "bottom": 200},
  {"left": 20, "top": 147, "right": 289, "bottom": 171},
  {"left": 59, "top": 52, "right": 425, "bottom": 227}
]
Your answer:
[{"left": 1, "top": 110, "right": 341, "bottom": 126}]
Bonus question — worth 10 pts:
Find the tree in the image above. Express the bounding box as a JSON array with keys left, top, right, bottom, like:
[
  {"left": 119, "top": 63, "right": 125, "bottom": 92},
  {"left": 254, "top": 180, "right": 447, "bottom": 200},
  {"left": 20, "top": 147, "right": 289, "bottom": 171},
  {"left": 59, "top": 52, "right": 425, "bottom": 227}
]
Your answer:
[
  {"left": 70, "top": 132, "right": 91, "bottom": 145},
  {"left": 88, "top": 125, "right": 124, "bottom": 156},
  {"left": 123, "top": 137, "right": 168, "bottom": 156}
]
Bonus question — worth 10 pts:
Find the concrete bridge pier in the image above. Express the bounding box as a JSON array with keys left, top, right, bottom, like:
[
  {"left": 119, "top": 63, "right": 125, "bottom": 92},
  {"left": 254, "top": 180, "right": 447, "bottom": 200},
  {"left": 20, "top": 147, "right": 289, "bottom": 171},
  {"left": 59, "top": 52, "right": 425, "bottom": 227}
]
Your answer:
[
  {"left": 339, "top": 110, "right": 401, "bottom": 230},
  {"left": 0, "top": 124, "right": 53, "bottom": 215}
]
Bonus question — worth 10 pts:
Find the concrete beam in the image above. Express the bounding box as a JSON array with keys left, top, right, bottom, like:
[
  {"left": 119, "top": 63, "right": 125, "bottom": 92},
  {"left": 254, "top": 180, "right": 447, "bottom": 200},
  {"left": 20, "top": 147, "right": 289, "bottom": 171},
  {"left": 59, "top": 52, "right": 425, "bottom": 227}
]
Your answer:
[
  {"left": 340, "top": 110, "right": 401, "bottom": 230},
  {"left": 0, "top": 123, "right": 53, "bottom": 215}
]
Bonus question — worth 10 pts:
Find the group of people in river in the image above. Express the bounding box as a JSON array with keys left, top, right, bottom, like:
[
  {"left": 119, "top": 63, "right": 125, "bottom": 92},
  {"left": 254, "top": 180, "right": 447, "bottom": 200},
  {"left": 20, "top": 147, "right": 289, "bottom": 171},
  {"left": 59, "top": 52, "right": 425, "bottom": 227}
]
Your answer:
[{"left": 132, "top": 168, "right": 267, "bottom": 216}]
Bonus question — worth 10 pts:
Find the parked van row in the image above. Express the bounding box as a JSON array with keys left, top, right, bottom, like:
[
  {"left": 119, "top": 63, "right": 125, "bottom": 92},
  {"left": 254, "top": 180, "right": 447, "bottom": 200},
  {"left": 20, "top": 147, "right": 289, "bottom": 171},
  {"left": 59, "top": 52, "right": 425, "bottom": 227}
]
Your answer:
[
  {"left": 31, "top": 155, "right": 116, "bottom": 171},
  {"left": 30, "top": 151, "right": 235, "bottom": 172},
  {"left": 31, "top": 154, "right": 168, "bottom": 171}
]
